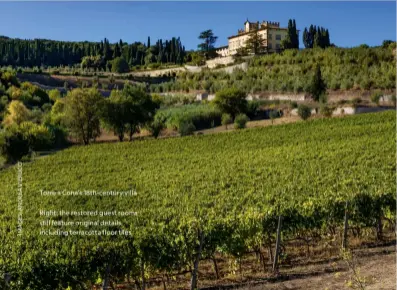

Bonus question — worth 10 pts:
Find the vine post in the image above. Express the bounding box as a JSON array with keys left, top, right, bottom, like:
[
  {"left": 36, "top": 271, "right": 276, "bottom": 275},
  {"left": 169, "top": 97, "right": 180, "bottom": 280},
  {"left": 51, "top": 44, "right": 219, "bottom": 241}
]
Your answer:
[
  {"left": 190, "top": 228, "right": 204, "bottom": 290},
  {"left": 342, "top": 201, "right": 349, "bottom": 249},
  {"left": 272, "top": 215, "right": 283, "bottom": 273}
]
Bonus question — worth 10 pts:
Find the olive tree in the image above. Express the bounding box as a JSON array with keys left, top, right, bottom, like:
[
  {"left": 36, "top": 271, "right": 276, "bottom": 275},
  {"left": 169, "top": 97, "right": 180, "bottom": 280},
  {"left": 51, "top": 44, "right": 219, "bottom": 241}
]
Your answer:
[
  {"left": 102, "top": 85, "right": 159, "bottom": 142},
  {"left": 64, "top": 88, "right": 103, "bottom": 145},
  {"left": 213, "top": 87, "right": 247, "bottom": 119}
]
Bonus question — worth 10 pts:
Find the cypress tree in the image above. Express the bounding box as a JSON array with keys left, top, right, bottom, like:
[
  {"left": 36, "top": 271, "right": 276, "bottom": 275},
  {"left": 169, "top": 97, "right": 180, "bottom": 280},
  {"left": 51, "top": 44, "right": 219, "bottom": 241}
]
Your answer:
[
  {"left": 0, "top": 35, "right": 187, "bottom": 67},
  {"left": 282, "top": 19, "right": 299, "bottom": 49},
  {"left": 309, "top": 64, "right": 327, "bottom": 101},
  {"left": 303, "top": 28, "right": 309, "bottom": 48},
  {"left": 320, "top": 27, "right": 326, "bottom": 48},
  {"left": 325, "top": 29, "right": 330, "bottom": 47},
  {"left": 291, "top": 20, "right": 296, "bottom": 48},
  {"left": 309, "top": 25, "right": 315, "bottom": 48},
  {"left": 314, "top": 27, "right": 321, "bottom": 48},
  {"left": 113, "top": 43, "right": 121, "bottom": 58}
]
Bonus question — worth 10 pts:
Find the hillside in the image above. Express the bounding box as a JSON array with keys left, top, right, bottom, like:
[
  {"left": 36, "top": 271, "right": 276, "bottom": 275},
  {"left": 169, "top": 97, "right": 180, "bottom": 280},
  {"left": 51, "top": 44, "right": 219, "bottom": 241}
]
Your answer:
[
  {"left": 150, "top": 46, "right": 396, "bottom": 94},
  {"left": 0, "top": 111, "right": 395, "bottom": 289},
  {"left": 7, "top": 46, "right": 395, "bottom": 103}
]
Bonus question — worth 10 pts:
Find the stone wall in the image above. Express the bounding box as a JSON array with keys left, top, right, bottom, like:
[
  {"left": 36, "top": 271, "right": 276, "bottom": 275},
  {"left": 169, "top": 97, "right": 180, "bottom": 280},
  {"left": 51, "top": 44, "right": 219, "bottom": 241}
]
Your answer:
[
  {"left": 327, "top": 90, "right": 396, "bottom": 102},
  {"left": 130, "top": 67, "right": 185, "bottom": 77},
  {"left": 332, "top": 107, "right": 355, "bottom": 115},
  {"left": 218, "top": 62, "right": 248, "bottom": 73},
  {"left": 256, "top": 92, "right": 309, "bottom": 101},
  {"left": 291, "top": 106, "right": 394, "bottom": 116},
  {"left": 185, "top": 65, "right": 203, "bottom": 73},
  {"left": 206, "top": 56, "right": 235, "bottom": 69}
]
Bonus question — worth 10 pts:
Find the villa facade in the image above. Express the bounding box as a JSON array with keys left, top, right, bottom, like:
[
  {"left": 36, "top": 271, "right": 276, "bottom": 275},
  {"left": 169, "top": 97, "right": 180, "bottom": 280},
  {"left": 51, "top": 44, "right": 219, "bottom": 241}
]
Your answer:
[{"left": 216, "top": 20, "right": 290, "bottom": 57}]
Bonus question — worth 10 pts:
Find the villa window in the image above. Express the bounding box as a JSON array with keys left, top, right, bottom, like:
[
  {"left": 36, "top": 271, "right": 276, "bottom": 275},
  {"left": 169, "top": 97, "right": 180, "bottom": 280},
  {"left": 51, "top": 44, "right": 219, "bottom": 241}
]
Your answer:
[
  {"left": 276, "top": 34, "right": 281, "bottom": 40},
  {"left": 268, "top": 34, "right": 272, "bottom": 40}
]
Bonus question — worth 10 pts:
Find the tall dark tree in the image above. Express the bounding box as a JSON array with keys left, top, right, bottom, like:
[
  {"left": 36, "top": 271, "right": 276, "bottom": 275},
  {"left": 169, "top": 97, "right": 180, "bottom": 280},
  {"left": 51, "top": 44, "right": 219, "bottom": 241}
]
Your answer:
[
  {"left": 324, "top": 29, "right": 330, "bottom": 47},
  {"left": 103, "top": 38, "right": 112, "bottom": 61},
  {"left": 292, "top": 19, "right": 299, "bottom": 48},
  {"left": 197, "top": 30, "right": 218, "bottom": 52},
  {"left": 303, "top": 25, "right": 331, "bottom": 49},
  {"left": 0, "top": 35, "right": 188, "bottom": 68},
  {"left": 303, "top": 28, "right": 310, "bottom": 48},
  {"left": 281, "top": 19, "right": 299, "bottom": 49},
  {"left": 308, "top": 64, "right": 327, "bottom": 102},
  {"left": 113, "top": 43, "right": 121, "bottom": 58}
]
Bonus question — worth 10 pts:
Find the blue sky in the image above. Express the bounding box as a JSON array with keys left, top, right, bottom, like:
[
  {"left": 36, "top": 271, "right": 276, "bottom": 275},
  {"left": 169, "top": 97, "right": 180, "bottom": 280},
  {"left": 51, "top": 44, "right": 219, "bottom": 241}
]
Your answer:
[{"left": 0, "top": 1, "right": 395, "bottom": 49}]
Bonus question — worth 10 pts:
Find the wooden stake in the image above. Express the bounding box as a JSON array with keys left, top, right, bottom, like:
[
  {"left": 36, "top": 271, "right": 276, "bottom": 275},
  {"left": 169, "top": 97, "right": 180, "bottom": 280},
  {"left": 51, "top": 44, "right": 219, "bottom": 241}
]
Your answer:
[
  {"left": 272, "top": 215, "right": 283, "bottom": 273},
  {"left": 342, "top": 201, "right": 349, "bottom": 249}
]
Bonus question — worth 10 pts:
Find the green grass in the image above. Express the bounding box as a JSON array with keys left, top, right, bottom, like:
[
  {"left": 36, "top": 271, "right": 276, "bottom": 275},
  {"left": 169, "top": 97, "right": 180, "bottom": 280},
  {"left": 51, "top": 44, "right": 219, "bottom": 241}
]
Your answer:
[{"left": 158, "top": 103, "right": 222, "bottom": 130}]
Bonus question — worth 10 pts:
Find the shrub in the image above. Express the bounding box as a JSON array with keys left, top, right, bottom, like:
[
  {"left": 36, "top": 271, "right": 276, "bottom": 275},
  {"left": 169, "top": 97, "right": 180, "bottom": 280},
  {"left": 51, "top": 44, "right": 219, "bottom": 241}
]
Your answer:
[
  {"left": 246, "top": 100, "right": 260, "bottom": 119},
  {"left": 290, "top": 101, "right": 298, "bottom": 109},
  {"left": 382, "top": 40, "right": 394, "bottom": 48},
  {"left": 178, "top": 121, "right": 196, "bottom": 136},
  {"left": 221, "top": 113, "right": 232, "bottom": 129},
  {"left": 234, "top": 114, "right": 249, "bottom": 129},
  {"left": 351, "top": 97, "right": 362, "bottom": 107},
  {"left": 0, "top": 121, "right": 55, "bottom": 163},
  {"left": 30, "top": 108, "right": 44, "bottom": 124},
  {"left": 0, "top": 71, "right": 19, "bottom": 87},
  {"left": 160, "top": 104, "right": 221, "bottom": 131},
  {"left": 48, "top": 99, "right": 66, "bottom": 126},
  {"left": 213, "top": 87, "right": 247, "bottom": 118},
  {"left": 45, "top": 124, "right": 68, "bottom": 148},
  {"left": 297, "top": 104, "right": 311, "bottom": 120},
  {"left": 269, "top": 110, "right": 280, "bottom": 124},
  {"left": 0, "top": 129, "right": 30, "bottom": 163},
  {"left": 42, "top": 103, "right": 52, "bottom": 113},
  {"left": 148, "top": 113, "right": 166, "bottom": 139},
  {"left": 0, "top": 95, "right": 8, "bottom": 113},
  {"left": 111, "top": 57, "right": 130, "bottom": 73},
  {"left": 18, "top": 122, "right": 54, "bottom": 151},
  {"left": 370, "top": 91, "right": 383, "bottom": 105},
  {"left": 319, "top": 93, "right": 328, "bottom": 104},
  {"left": 2, "top": 100, "right": 30, "bottom": 127},
  {"left": 319, "top": 104, "right": 333, "bottom": 117}
]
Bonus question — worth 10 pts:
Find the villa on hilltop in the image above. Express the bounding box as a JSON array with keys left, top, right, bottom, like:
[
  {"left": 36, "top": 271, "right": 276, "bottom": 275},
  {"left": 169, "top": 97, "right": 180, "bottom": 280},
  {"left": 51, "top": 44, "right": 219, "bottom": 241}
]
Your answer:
[{"left": 216, "top": 20, "right": 290, "bottom": 57}]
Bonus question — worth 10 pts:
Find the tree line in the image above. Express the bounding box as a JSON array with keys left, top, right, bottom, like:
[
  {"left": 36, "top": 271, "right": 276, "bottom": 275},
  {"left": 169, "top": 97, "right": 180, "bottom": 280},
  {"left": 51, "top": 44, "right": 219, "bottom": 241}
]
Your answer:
[
  {"left": 303, "top": 25, "right": 331, "bottom": 48},
  {"left": 0, "top": 35, "right": 186, "bottom": 70}
]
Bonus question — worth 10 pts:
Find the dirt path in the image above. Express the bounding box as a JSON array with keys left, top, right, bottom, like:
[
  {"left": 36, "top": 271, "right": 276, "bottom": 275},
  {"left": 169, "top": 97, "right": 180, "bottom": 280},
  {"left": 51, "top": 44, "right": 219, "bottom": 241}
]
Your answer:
[
  {"left": 96, "top": 115, "right": 304, "bottom": 142},
  {"left": 237, "top": 246, "right": 395, "bottom": 290},
  {"left": 197, "top": 116, "right": 303, "bottom": 135}
]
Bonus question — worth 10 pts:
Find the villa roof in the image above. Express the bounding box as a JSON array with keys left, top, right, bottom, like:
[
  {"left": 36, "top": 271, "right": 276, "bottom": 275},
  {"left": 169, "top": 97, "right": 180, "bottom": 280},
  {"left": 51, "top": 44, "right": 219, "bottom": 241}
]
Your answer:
[
  {"left": 228, "top": 27, "right": 295, "bottom": 40},
  {"left": 216, "top": 45, "right": 229, "bottom": 50}
]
